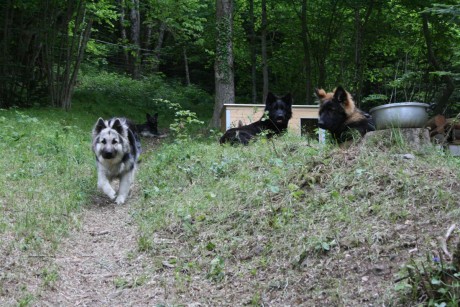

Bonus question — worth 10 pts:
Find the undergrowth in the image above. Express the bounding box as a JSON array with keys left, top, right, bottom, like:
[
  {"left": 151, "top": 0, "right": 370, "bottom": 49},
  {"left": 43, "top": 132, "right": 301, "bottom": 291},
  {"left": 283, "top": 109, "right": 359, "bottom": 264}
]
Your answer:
[{"left": 72, "top": 71, "right": 214, "bottom": 127}]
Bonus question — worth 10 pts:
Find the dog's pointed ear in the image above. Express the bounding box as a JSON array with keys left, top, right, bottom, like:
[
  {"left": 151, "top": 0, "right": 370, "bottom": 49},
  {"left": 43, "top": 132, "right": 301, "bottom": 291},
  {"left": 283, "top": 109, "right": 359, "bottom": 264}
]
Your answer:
[
  {"left": 111, "top": 118, "right": 125, "bottom": 135},
  {"left": 153, "top": 113, "right": 158, "bottom": 120},
  {"left": 333, "top": 86, "right": 348, "bottom": 105},
  {"left": 266, "top": 92, "right": 276, "bottom": 105},
  {"left": 315, "top": 88, "right": 326, "bottom": 99},
  {"left": 282, "top": 93, "right": 292, "bottom": 105},
  {"left": 146, "top": 113, "right": 152, "bottom": 120},
  {"left": 93, "top": 118, "right": 106, "bottom": 135}
]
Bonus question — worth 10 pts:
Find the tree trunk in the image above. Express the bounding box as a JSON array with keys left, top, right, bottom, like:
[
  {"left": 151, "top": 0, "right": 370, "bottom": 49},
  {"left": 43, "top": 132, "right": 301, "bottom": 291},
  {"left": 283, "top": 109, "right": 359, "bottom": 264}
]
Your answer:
[
  {"left": 261, "top": 0, "right": 268, "bottom": 103},
  {"left": 421, "top": 13, "right": 455, "bottom": 115},
  {"left": 353, "top": 1, "right": 373, "bottom": 106},
  {"left": 211, "top": 0, "right": 235, "bottom": 129},
  {"left": 301, "top": 0, "right": 312, "bottom": 104},
  {"left": 129, "top": 0, "right": 141, "bottom": 79},
  {"left": 314, "top": 1, "right": 340, "bottom": 90},
  {"left": 142, "top": 23, "right": 152, "bottom": 67},
  {"left": 249, "top": 0, "right": 257, "bottom": 104},
  {"left": 43, "top": 1, "right": 93, "bottom": 110},
  {"left": 153, "top": 22, "right": 166, "bottom": 73},
  {"left": 61, "top": 18, "right": 93, "bottom": 110},
  {"left": 116, "top": 0, "right": 129, "bottom": 68},
  {"left": 353, "top": 8, "right": 362, "bottom": 104},
  {"left": 183, "top": 47, "right": 191, "bottom": 86}
]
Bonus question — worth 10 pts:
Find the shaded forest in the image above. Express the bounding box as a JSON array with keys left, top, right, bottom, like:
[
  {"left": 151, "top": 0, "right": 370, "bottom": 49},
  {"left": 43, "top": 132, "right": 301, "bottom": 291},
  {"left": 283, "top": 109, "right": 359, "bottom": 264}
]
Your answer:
[{"left": 1, "top": 0, "right": 459, "bottom": 120}]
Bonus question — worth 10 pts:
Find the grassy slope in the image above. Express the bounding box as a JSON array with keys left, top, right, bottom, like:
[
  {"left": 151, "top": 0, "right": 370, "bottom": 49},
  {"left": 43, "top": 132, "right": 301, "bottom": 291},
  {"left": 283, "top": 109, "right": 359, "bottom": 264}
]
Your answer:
[
  {"left": 1, "top": 76, "right": 459, "bottom": 304},
  {"left": 0, "top": 110, "right": 94, "bottom": 305},
  {"left": 135, "top": 134, "right": 460, "bottom": 305}
]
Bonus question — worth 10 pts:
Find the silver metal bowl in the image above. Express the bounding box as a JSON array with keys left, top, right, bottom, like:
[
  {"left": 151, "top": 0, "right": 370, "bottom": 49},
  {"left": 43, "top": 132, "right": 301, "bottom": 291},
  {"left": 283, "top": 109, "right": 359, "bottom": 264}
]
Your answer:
[{"left": 369, "top": 102, "right": 429, "bottom": 130}]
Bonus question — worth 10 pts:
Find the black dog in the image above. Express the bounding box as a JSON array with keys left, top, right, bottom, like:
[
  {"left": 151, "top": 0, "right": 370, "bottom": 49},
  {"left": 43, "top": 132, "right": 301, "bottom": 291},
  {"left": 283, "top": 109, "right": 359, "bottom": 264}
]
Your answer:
[
  {"left": 135, "top": 113, "right": 162, "bottom": 137},
  {"left": 220, "top": 93, "right": 292, "bottom": 145},
  {"left": 315, "top": 86, "right": 374, "bottom": 143}
]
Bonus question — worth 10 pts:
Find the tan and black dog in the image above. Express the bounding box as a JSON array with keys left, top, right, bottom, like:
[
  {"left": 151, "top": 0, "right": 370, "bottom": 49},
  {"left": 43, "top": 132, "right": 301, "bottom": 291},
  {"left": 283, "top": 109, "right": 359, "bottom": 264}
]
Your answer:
[{"left": 315, "top": 86, "right": 374, "bottom": 143}]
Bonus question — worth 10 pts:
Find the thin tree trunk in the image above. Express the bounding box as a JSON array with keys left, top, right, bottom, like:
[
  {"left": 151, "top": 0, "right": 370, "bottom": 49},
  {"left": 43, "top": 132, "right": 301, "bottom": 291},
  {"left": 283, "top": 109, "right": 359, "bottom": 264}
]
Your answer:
[
  {"left": 301, "top": 0, "right": 312, "bottom": 103},
  {"left": 1, "top": 0, "right": 12, "bottom": 106},
  {"left": 60, "top": 1, "right": 82, "bottom": 107},
  {"left": 62, "top": 18, "right": 93, "bottom": 110},
  {"left": 354, "top": 8, "right": 362, "bottom": 103},
  {"left": 211, "top": 0, "right": 235, "bottom": 128},
  {"left": 143, "top": 23, "right": 152, "bottom": 66},
  {"left": 129, "top": 0, "right": 141, "bottom": 79},
  {"left": 153, "top": 22, "right": 166, "bottom": 73},
  {"left": 353, "top": 1, "right": 373, "bottom": 105},
  {"left": 183, "top": 46, "right": 191, "bottom": 86},
  {"left": 261, "top": 0, "right": 268, "bottom": 103},
  {"left": 249, "top": 0, "right": 257, "bottom": 104},
  {"left": 117, "top": 0, "right": 129, "bottom": 67},
  {"left": 422, "top": 13, "right": 455, "bottom": 114}
]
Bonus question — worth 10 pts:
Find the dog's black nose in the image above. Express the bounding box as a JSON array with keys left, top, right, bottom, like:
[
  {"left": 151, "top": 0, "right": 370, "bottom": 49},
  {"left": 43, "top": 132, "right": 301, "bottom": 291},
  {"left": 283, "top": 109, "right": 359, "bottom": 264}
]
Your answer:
[{"left": 102, "top": 151, "right": 115, "bottom": 159}]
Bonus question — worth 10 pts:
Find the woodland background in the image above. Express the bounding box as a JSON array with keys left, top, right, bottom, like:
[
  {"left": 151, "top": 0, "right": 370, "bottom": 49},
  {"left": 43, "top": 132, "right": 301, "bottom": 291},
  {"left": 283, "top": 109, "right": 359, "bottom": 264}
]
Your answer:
[
  {"left": 1, "top": 0, "right": 459, "bottom": 124},
  {"left": 1, "top": 2, "right": 460, "bottom": 305}
]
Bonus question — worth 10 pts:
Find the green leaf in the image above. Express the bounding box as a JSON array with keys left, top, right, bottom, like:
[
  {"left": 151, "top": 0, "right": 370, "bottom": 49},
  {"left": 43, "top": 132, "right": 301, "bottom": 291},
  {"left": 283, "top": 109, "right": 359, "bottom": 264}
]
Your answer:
[{"left": 206, "top": 242, "right": 216, "bottom": 251}]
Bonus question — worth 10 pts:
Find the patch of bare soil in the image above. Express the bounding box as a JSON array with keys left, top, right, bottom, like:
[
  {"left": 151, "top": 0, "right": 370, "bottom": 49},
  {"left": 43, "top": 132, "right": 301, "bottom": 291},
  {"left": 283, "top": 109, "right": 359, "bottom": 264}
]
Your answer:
[
  {"left": 37, "top": 197, "right": 163, "bottom": 306},
  {"left": 37, "top": 136, "right": 169, "bottom": 306}
]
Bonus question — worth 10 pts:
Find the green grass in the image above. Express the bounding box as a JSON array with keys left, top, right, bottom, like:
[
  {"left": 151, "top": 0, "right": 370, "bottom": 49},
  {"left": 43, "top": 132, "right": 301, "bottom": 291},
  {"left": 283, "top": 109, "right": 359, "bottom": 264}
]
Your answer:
[
  {"left": 0, "top": 110, "right": 94, "bottom": 252},
  {"left": 134, "top": 133, "right": 460, "bottom": 305},
  {"left": 0, "top": 73, "right": 213, "bottom": 305},
  {"left": 1, "top": 73, "right": 460, "bottom": 305}
]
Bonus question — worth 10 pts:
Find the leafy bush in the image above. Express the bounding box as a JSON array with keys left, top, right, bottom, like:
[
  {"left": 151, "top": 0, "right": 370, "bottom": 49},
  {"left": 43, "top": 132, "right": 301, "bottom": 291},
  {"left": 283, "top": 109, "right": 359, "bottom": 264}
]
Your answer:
[{"left": 73, "top": 71, "right": 213, "bottom": 126}]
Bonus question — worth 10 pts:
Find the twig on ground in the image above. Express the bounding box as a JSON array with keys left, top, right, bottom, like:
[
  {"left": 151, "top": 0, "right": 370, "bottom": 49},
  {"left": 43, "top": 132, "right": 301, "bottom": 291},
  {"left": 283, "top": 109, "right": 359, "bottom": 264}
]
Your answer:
[{"left": 439, "top": 224, "right": 456, "bottom": 261}]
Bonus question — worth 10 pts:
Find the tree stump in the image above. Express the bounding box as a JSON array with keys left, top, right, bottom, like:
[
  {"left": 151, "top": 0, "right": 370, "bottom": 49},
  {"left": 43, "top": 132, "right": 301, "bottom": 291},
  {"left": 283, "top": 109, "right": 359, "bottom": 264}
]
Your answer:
[{"left": 361, "top": 128, "right": 431, "bottom": 151}]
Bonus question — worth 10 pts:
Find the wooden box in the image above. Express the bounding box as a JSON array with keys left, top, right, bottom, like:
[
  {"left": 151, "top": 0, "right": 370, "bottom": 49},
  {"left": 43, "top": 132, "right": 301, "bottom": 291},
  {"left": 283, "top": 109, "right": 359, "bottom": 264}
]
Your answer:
[{"left": 220, "top": 103, "right": 320, "bottom": 138}]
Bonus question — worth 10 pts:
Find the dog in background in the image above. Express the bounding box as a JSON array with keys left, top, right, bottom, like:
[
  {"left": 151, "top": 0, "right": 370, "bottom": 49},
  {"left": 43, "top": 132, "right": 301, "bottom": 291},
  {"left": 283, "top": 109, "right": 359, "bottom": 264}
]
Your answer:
[
  {"left": 315, "top": 86, "right": 374, "bottom": 143},
  {"left": 136, "top": 113, "right": 159, "bottom": 137},
  {"left": 135, "top": 112, "right": 167, "bottom": 138},
  {"left": 220, "top": 92, "right": 293, "bottom": 145},
  {"left": 92, "top": 117, "right": 141, "bottom": 205}
]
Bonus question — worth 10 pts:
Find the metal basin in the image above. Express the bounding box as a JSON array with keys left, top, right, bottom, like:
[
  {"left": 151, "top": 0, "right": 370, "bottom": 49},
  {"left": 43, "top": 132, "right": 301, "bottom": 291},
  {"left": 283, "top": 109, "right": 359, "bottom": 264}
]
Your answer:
[{"left": 369, "top": 102, "right": 429, "bottom": 130}]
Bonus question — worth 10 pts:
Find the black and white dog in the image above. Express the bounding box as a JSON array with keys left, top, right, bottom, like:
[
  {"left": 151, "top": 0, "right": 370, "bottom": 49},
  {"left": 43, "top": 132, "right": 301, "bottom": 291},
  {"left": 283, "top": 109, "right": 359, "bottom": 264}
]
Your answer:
[{"left": 92, "top": 117, "right": 141, "bottom": 205}]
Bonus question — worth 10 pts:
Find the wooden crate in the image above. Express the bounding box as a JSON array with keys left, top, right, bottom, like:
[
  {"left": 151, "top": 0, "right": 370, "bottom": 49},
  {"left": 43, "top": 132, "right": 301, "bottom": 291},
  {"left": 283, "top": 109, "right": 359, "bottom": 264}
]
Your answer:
[{"left": 220, "top": 103, "right": 320, "bottom": 137}]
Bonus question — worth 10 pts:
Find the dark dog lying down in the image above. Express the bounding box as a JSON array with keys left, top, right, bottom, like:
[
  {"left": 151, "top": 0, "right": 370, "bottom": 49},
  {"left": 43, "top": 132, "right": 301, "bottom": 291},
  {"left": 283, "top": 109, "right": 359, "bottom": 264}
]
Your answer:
[
  {"left": 135, "top": 113, "right": 167, "bottom": 138},
  {"left": 220, "top": 92, "right": 292, "bottom": 145}
]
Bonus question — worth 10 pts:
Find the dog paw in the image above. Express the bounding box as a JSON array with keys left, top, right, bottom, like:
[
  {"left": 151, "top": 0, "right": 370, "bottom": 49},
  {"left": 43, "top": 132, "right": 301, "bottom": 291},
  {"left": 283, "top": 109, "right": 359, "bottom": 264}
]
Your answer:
[
  {"left": 115, "top": 196, "right": 126, "bottom": 205},
  {"left": 107, "top": 192, "right": 116, "bottom": 201}
]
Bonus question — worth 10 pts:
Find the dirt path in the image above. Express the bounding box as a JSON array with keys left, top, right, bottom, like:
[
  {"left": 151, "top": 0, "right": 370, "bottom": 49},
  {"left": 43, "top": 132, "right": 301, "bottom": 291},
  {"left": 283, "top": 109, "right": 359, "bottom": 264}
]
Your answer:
[
  {"left": 38, "top": 196, "right": 163, "bottom": 306},
  {"left": 39, "top": 138, "right": 168, "bottom": 306}
]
